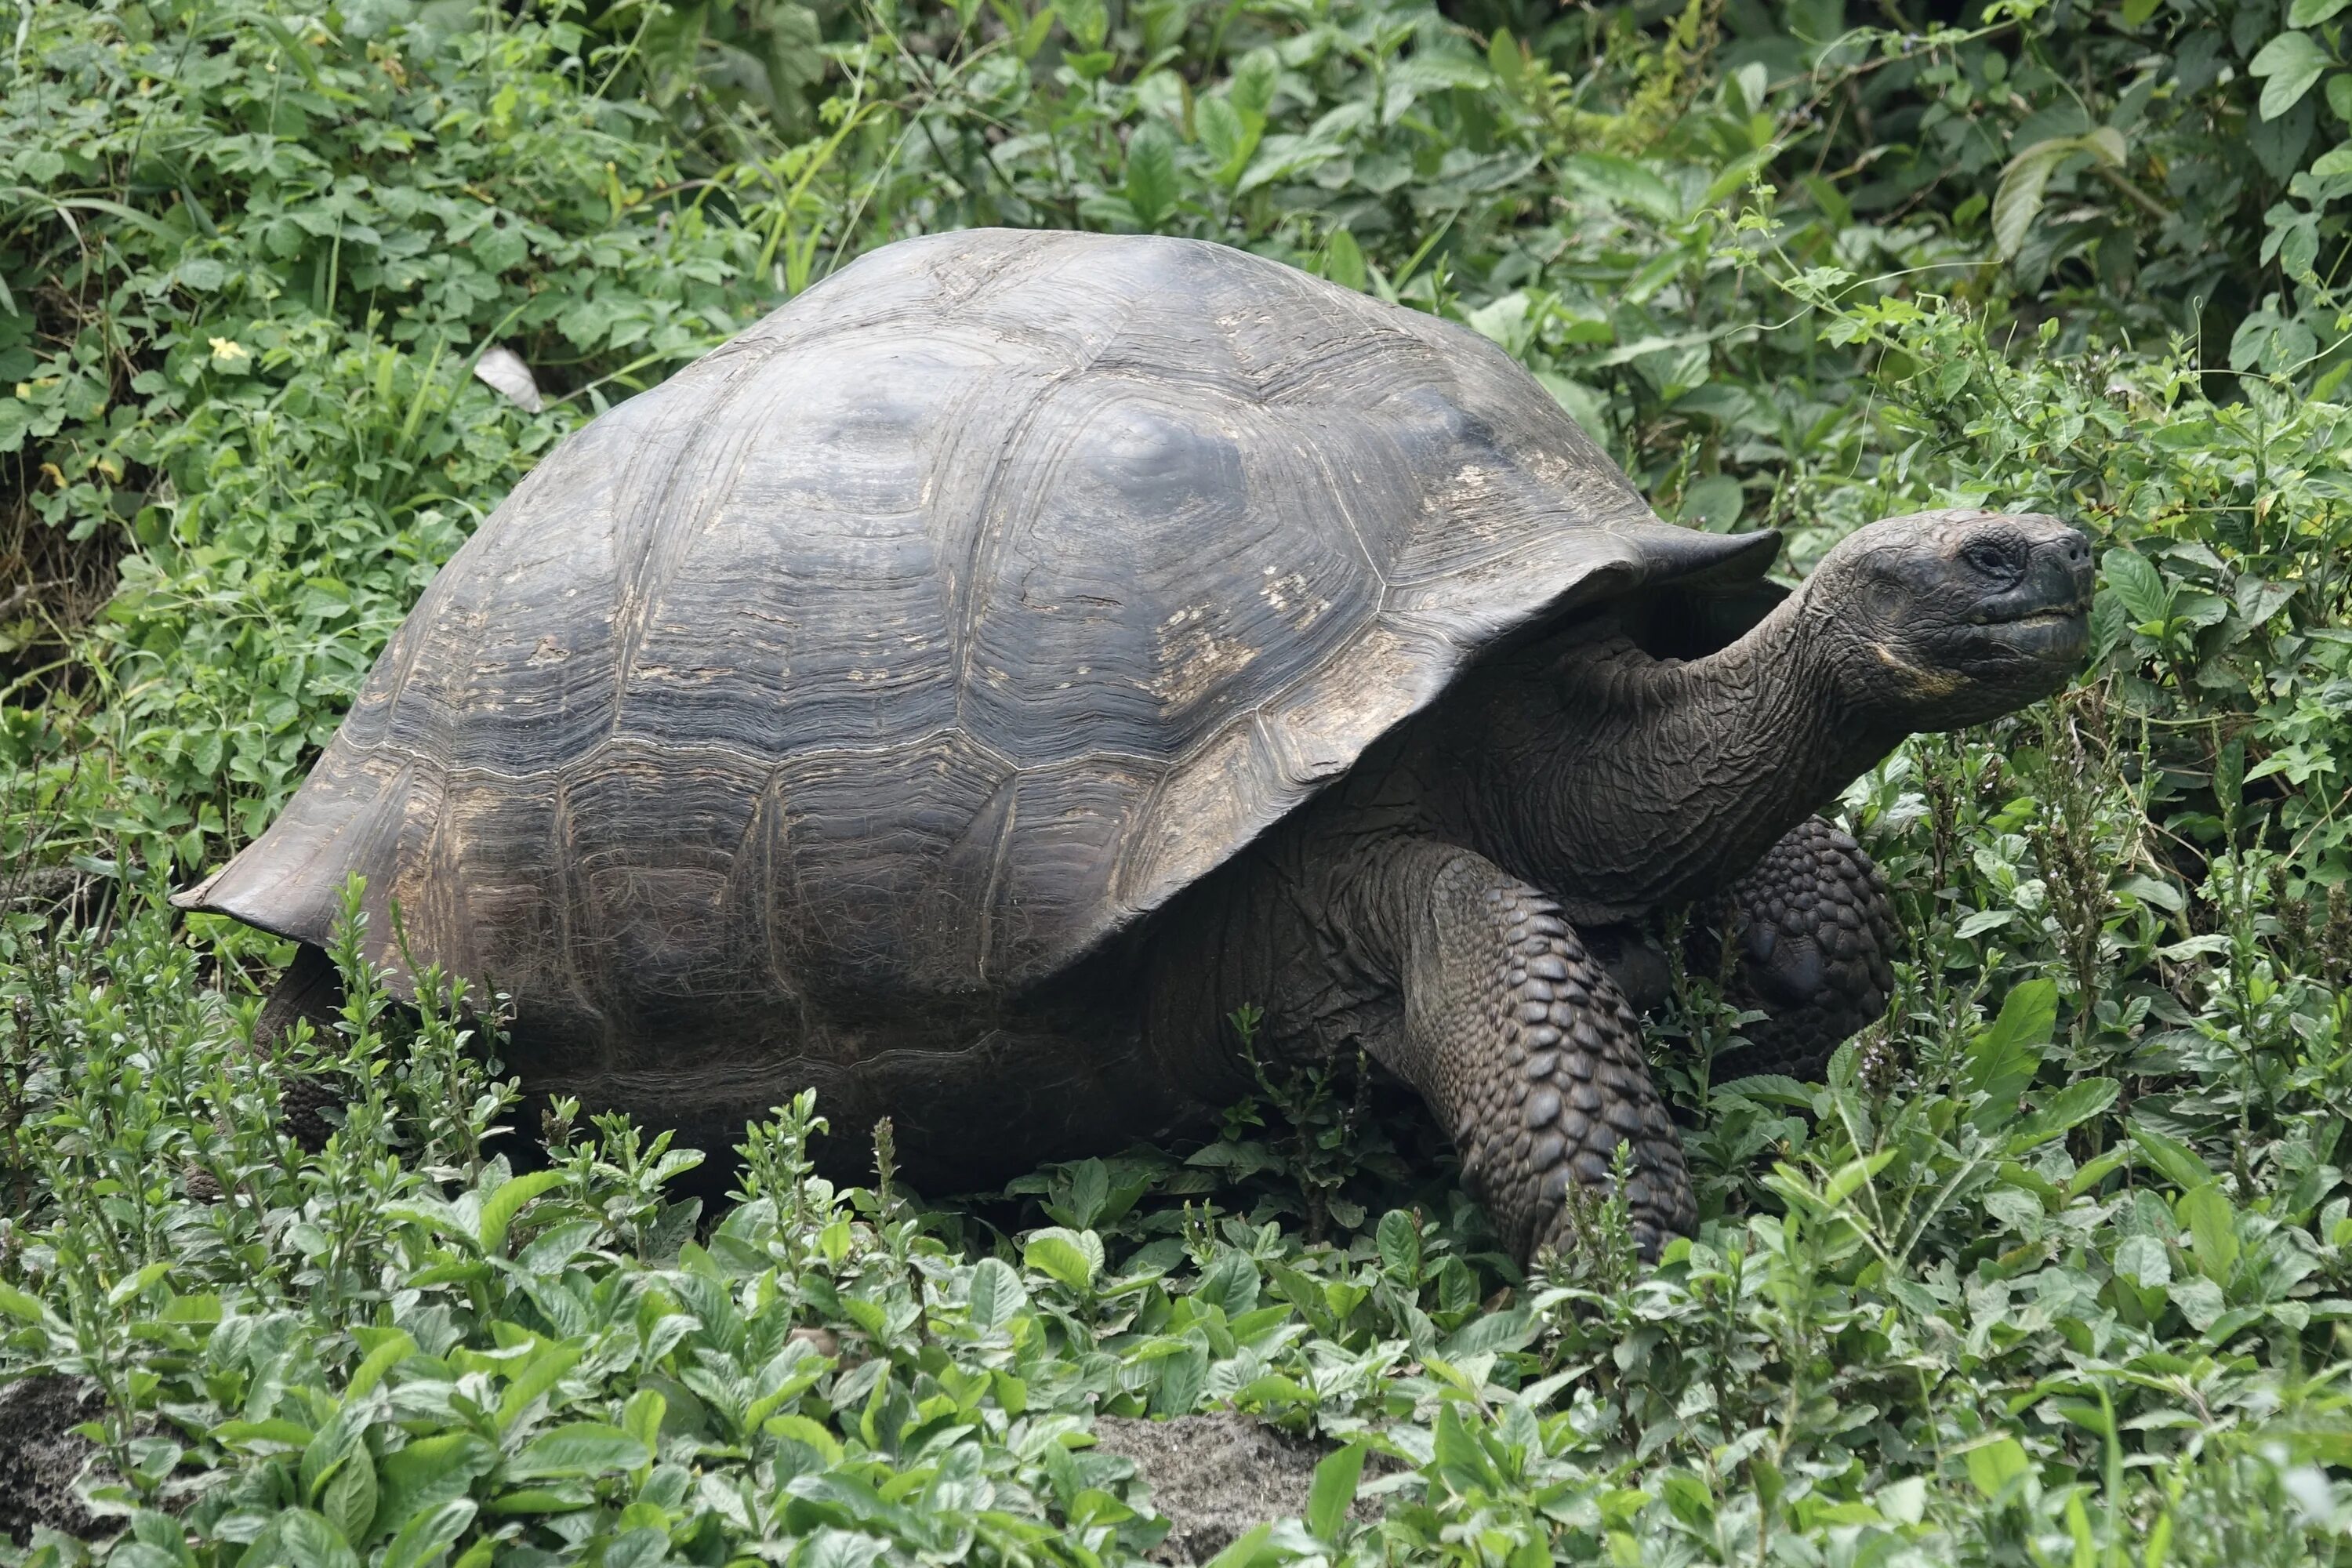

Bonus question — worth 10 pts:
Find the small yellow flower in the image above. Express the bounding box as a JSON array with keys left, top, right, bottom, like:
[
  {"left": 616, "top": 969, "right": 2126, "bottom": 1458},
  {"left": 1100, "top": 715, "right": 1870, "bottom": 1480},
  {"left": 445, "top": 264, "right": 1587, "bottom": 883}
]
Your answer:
[{"left": 208, "top": 336, "right": 249, "bottom": 365}]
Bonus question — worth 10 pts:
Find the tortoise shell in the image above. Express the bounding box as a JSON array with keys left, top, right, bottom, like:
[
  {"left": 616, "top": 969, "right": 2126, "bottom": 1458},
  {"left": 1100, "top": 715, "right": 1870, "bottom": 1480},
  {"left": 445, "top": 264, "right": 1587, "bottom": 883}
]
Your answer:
[{"left": 180, "top": 228, "right": 1777, "bottom": 1059}]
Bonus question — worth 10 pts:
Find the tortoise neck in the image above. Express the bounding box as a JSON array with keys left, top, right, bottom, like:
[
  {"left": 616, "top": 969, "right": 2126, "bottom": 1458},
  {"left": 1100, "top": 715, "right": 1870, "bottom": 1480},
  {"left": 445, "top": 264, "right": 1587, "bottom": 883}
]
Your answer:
[{"left": 1476, "top": 588, "right": 1902, "bottom": 920}]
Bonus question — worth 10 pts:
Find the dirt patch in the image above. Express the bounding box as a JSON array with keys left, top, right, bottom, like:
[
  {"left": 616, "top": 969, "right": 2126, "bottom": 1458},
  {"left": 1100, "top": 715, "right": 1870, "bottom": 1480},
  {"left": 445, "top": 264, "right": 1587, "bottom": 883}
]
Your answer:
[
  {"left": 1092, "top": 1412, "right": 1381, "bottom": 1564},
  {"left": 0, "top": 1375, "right": 108, "bottom": 1544}
]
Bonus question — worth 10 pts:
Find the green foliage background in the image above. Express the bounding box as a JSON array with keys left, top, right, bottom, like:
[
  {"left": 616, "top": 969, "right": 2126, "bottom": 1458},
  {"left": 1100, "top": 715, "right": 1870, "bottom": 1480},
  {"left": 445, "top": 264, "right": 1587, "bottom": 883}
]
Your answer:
[{"left": 9, "top": 0, "right": 2352, "bottom": 1560}]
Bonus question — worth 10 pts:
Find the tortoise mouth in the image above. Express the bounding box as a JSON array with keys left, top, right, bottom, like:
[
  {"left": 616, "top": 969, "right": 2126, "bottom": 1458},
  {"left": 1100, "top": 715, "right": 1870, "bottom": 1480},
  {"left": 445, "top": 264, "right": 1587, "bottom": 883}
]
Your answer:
[
  {"left": 1962, "top": 541, "right": 2092, "bottom": 661},
  {"left": 1970, "top": 601, "right": 2090, "bottom": 630},
  {"left": 1952, "top": 600, "right": 2090, "bottom": 682},
  {"left": 1976, "top": 608, "right": 2088, "bottom": 655}
]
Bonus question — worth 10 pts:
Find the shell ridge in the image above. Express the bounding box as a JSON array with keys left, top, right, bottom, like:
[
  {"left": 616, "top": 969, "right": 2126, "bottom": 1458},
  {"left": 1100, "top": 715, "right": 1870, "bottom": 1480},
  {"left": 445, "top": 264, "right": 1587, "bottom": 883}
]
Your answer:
[
  {"left": 946, "top": 286, "right": 1151, "bottom": 732},
  {"left": 185, "top": 230, "right": 1791, "bottom": 1018},
  {"left": 604, "top": 356, "right": 783, "bottom": 726}
]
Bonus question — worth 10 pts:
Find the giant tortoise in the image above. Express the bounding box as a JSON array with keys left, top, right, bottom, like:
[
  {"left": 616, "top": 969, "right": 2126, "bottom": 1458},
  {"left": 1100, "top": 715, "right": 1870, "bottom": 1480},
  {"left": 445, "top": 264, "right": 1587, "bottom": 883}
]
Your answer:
[{"left": 179, "top": 229, "right": 2092, "bottom": 1257}]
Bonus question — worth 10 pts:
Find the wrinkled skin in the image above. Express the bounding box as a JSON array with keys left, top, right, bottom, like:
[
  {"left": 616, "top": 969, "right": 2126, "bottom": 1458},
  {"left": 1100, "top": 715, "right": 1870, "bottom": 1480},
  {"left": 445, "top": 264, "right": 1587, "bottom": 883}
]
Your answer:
[
  {"left": 259, "top": 510, "right": 2090, "bottom": 1264},
  {"left": 1138, "top": 508, "right": 2092, "bottom": 1258}
]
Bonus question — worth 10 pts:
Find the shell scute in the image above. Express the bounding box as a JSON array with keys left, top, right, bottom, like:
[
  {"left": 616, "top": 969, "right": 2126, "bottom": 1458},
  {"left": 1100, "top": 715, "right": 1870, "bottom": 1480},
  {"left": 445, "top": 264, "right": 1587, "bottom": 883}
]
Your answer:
[{"left": 180, "top": 230, "right": 1777, "bottom": 1043}]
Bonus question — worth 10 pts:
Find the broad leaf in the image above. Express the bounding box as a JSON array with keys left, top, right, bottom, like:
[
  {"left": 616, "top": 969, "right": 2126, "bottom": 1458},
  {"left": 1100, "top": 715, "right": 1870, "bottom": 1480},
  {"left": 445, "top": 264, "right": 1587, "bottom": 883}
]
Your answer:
[
  {"left": 477, "top": 1168, "right": 567, "bottom": 1256},
  {"left": 2128, "top": 1119, "right": 2217, "bottom": 1193},
  {"left": 1377, "top": 1209, "right": 1421, "bottom": 1284},
  {"left": 2252, "top": 31, "right": 2333, "bottom": 121},
  {"left": 1124, "top": 123, "right": 1179, "bottom": 229},
  {"left": 969, "top": 1256, "right": 1027, "bottom": 1330},
  {"left": 1563, "top": 153, "right": 1679, "bottom": 221},
  {"left": 506, "top": 1421, "right": 651, "bottom": 1479},
  {"left": 2005, "top": 1078, "right": 2120, "bottom": 1156},
  {"left": 281, "top": 1511, "right": 361, "bottom": 1568},
  {"left": 374, "top": 1433, "right": 498, "bottom": 1539},
  {"left": 2179, "top": 1181, "right": 2241, "bottom": 1282},
  {"left": 382, "top": 1501, "right": 477, "bottom": 1568},
  {"left": 1307, "top": 1443, "right": 1368, "bottom": 1543},
  {"left": 2100, "top": 547, "right": 2171, "bottom": 630},
  {"left": 1022, "top": 1227, "right": 1101, "bottom": 1290},
  {"left": 1963, "top": 1437, "right": 2031, "bottom": 1499},
  {"left": 1963, "top": 979, "right": 2056, "bottom": 1120},
  {"left": 1992, "top": 140, "right": 2071, "bottom": 260}
]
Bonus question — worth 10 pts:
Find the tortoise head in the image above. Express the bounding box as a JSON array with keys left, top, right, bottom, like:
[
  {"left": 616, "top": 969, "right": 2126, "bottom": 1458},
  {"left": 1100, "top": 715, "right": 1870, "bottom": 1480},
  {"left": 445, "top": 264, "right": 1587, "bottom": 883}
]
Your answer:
[{"left": 1803, "top": 509, "right": 2094, "bottom": 731}]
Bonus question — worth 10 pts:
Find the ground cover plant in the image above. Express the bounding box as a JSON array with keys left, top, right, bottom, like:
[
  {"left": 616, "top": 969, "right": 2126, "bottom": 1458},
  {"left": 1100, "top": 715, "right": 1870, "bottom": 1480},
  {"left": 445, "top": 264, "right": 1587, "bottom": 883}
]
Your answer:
[{"left": 9, "top": 0, "right": 2352, "bottom": 1559}]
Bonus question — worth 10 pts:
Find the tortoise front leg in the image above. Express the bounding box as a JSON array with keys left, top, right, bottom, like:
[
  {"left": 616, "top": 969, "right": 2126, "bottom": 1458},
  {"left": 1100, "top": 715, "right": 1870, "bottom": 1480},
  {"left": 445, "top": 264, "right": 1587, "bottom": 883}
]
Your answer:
[
  {"left": 1691, "top": 816, "right": 1898, "bottom": 1082},
  {"left": 1334, "top": 839, "right": 1695, "bottom": 1261}
]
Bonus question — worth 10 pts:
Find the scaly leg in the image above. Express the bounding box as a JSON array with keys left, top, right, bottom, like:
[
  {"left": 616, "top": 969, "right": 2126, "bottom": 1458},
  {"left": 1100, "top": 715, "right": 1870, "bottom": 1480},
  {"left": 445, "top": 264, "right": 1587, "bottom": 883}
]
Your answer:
[
  {"left": 252, "top": 943, "right": 351, "bottom": 1150},
  {"left": 1691, "top": 816, "right": 1898, "bottom": 1081},
  {"left": 1330, "top": 838, "right": 1695, "bottom": 1259}
]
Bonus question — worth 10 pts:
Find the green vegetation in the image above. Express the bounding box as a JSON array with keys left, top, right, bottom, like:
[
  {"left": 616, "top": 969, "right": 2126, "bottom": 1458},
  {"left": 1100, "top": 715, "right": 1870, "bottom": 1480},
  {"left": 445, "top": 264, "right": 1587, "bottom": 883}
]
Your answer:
[{"left": 8, "top": 0, "right": 2352, "bottom": 1559}]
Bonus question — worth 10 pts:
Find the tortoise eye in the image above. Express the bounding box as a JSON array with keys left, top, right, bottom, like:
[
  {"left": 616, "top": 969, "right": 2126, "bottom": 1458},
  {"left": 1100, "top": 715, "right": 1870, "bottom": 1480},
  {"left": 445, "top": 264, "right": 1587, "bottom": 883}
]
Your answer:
[{"left": 1962, "top": 539, "right": 2017, "bottom": 579}]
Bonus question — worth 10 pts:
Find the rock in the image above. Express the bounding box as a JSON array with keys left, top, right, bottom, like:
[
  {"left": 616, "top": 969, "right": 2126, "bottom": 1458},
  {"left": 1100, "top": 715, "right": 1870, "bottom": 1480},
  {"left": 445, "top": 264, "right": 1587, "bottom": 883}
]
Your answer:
[
  {"left": 1091, "top": 1412, "right": 1380, "bottom": 1565},
  {"left": 0, "top": 1376, "right": 107, "bottom": 1544}
]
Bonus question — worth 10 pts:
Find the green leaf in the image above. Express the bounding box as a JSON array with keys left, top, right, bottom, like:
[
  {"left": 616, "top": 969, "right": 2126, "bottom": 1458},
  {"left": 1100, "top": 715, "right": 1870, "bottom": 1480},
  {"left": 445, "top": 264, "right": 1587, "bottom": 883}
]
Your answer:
[
  {"left": 1992, "top": 138, "right": 2074, "bottom": 260},
  {"left": 1679, "top": 474, "right": 1744, "bottom": 531},
  {"left": 0, "top": 1279, "right": 56, "bottom": 1326},
  {"left": 1820, "top": 1149, "right": 1896, "bottom": 1207},
  {"left": 1962, "top": 979, "right": 2056, "bottom": 1118},
  {"left": 2292, "top": 0, "right": 2351, "bottom": 31},
  {"left": 1376, "top": 1209, "right": 1421, "bottom": 1283},
  {"left": 507, "top": 1421, "right": 651, "bottom": 1480},
  {"left": 301, "top": 1409, "right": 372, "bottom": 1508},
  {"left": 764, "top": 1413, "right": 845, "bottom": 1463},
  {"left": 791, "top": 1530, "right": 891, "bottom": 1568},
  {"left": 381, "top": 1500, "right": 477, "bottom": 1568},
  {"left": 495, "top": 1338, "right": 584, "bottom": 1430},
  {"left": 2101, "top": 548, "right": 2171, "bottom": 629},
  {"left": 218, "top": 1418, "right": 317, "bottom": 1452},
  {"left": 2005, "top": 1078, "right": 2120, "bottom": 1155},
  {"left": 1202, "top": 1523, "right": 1276, "bottom": 1568},
  {"left": 2252, "top": 31, "right": 2334, "bottom": 121},
  {"left": 969, "top": 1256, "right": 1026, "bottom": 1330},
  {"left": 345, "top": 1330, "right": 416, "bottom": 1405},
  {"left": 1125, "top": 122, "right": 1179, "bottom": 229},
  {"left": 2127, "top": 1119, "right": 2217, "bottom": 1193},
  {"left": 1058, "top": 0, "right": 1105, "bottom": 48},
  {"left": 1563, "top": 154, "right": 1679, "bottom": 221},
  {"left": 621, "top": 1388, "right": 666, "bottom": 1457},
  {"left": 106, "top": 1260, "right": 171, "bottom": 1309},
  {"left": 1324, "top": 228, "right": 1367, "bottom": 292},
  {"left": 2179, "top": 1181, "right": 2241, "bottom": 1282},
  {"left": 320, "top": 1451, "right": 378, "bottom": 1548},
  {"left": 1964, "top": 1436, "right": 2031, "bottom": 1499},
  {"left": 375, "top": 1432, "right": 496, "bottom": 1529},
  {"left": 1022, "top": 1227, "right": 1100, "bottom": 1290},
  {"left": 2066, "top": 1144, "right": 2134, "bottom": 1199},
  {"left": 2235, "top": 576, "right": 2298, "bottom": 626},
  {"left": 1487, "top": 27, "right": 1524, "bottom": 92},
  {"left": 1306, "top": 1443, "right": 1367, "bottom": 1542},
  {"left": 1015, "top": 6, "right": 1054, "bottom": 59},
  {"left": 477, "top": 1168, "right": 567, "bottom": 1256},
  {"left": 1196, "top": 96, "right": 1250, "bottom": 183},
  {"left": 1229, "top": 48, "right": 1279, "bottom": 126},
  {"left": 281, "top": 1511, "right": 361, "bottom": 1568}
]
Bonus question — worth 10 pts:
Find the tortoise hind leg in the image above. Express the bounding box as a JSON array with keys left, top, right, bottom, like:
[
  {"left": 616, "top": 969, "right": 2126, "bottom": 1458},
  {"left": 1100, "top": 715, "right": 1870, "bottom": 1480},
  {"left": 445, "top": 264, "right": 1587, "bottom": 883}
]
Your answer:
[
  {"left": 252, "top": 943, "right": 350, "bottom": 1150},
  {"left": 1329, "top": 837, "right": 1694, "bottom": 1261},
  {"left": 1691, "top": 816, "right": 1898, "bottom": 1082},
  {"left": 257, "top": 942, "right": 342, "bottom": 1046}
]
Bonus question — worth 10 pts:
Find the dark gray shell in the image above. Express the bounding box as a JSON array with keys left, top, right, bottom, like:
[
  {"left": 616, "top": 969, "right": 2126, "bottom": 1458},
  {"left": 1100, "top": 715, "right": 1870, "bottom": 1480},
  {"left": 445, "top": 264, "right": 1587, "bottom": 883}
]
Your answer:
[{"left": 180, "top": 229, "right": 1777, "bottom": 1035}]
